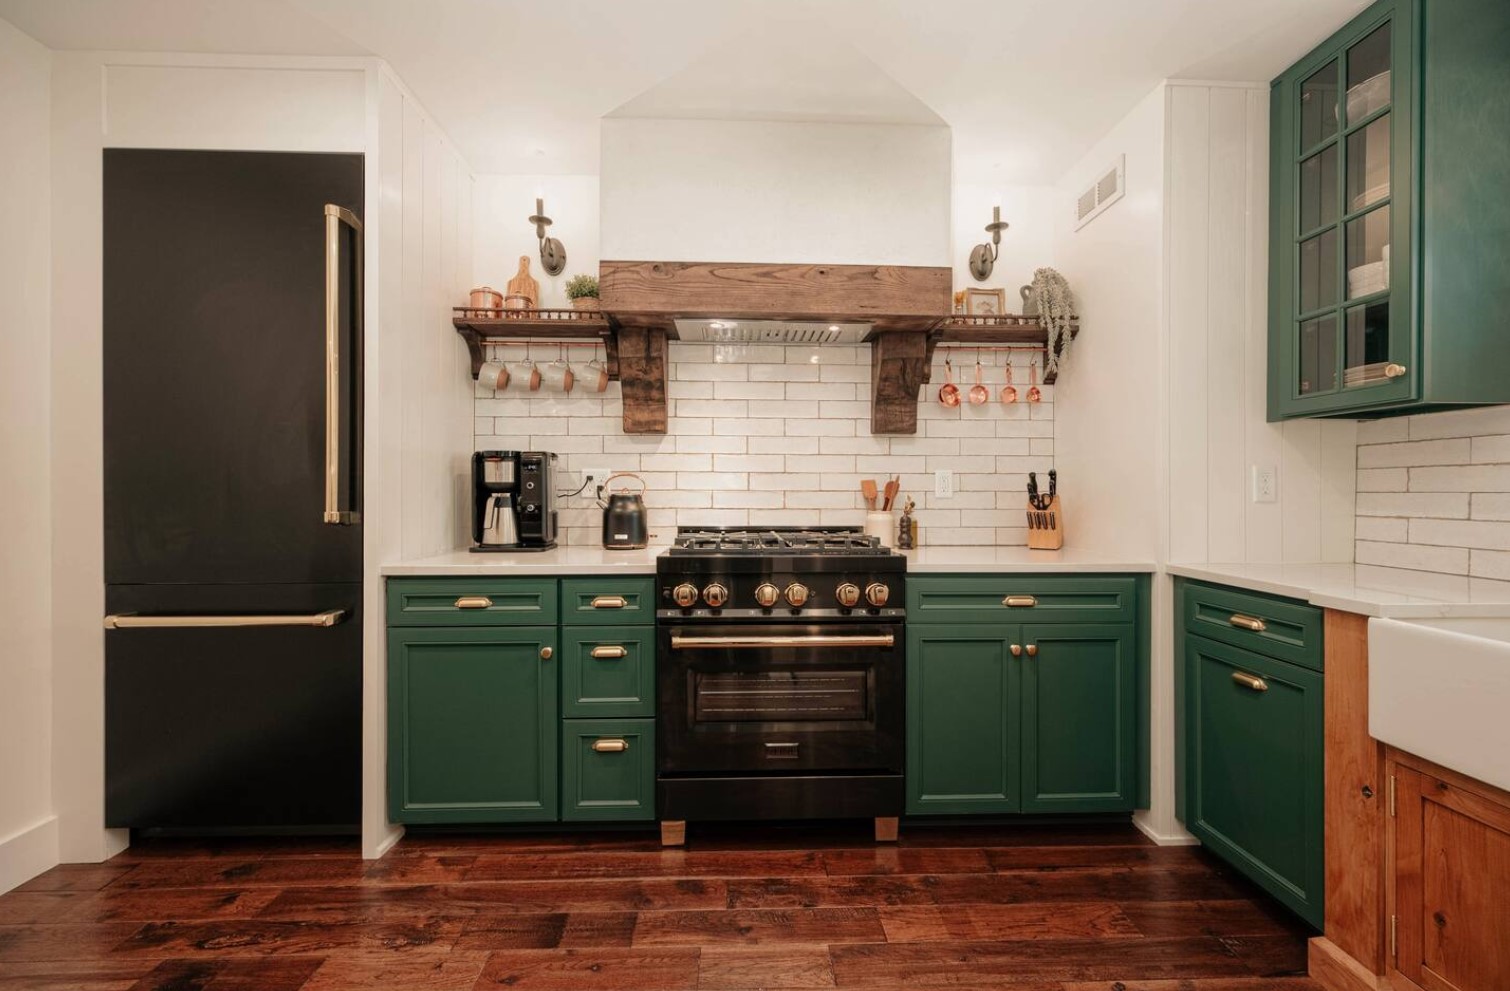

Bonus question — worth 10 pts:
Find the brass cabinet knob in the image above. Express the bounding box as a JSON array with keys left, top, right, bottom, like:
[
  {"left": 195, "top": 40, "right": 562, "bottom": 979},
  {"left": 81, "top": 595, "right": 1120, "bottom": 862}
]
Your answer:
[
  {"left": 1385, "top": 362, "right": 1408, "bottom": 379},
  {"left": 784, "top": 583, "right": 811, "bottom": 607},
  {"left": 754, "top": 583, "right": 779, "bottom": 608},
  {"left": 672, "top": 583, "right": 699, "bottom": 608},
  {"left": 1010, "top": 644, "right": 1023, "bottom": 657},
  {"left": 540, "top": 646, "right": 553, "bottom": 660},
  {"left": 865, "top": 583, "right": 891, "bottom": 607},
  {"left": 702, "top": 583, "right": 728, "bottom": 608},
  {"left": 1025, "top": 644, "right": 1038, "bottom": 657},
  {"left": 835, "top": 583, "right": 861, "bottom": 608}
]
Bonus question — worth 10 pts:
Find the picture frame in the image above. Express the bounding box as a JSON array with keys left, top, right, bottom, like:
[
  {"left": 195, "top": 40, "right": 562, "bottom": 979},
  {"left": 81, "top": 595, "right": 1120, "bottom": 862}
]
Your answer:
[{"left": 963, "top": 288, "right": 1007, "bottom": 316}]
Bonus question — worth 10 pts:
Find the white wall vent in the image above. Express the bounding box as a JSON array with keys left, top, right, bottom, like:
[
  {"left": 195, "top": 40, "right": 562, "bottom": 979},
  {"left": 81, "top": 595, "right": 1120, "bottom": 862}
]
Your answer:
[{"left": 1074, "top": 154, "right": 1126, "bottom": 230}]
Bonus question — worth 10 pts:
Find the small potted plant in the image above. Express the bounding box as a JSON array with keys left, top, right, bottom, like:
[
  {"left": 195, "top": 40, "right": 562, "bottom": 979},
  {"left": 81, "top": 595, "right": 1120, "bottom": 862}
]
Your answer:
[{"left": 565, "top": 273, "right": 600, "bottom": 312}]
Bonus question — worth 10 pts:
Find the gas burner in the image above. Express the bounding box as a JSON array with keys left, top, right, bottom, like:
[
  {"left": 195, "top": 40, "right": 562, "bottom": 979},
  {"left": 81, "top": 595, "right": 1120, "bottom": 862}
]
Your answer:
[{"left": 669, "top": 525, "right": 891, "bottom": 556}]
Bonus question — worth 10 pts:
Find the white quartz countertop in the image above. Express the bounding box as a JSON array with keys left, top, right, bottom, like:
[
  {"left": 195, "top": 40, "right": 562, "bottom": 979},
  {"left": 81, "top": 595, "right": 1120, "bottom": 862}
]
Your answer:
[
  {"left": 382, "top": 545, "right": 1156, "bottom": 577},
  {"left": 1168, "top": 562, "right": 1510, "bottom": 619}
]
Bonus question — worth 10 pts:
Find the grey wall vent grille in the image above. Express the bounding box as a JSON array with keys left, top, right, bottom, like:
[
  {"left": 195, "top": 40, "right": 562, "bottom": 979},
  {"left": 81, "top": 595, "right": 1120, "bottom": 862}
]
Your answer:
[{"left": 1075, "top": 154, "right": 1126, "bottom": 230}]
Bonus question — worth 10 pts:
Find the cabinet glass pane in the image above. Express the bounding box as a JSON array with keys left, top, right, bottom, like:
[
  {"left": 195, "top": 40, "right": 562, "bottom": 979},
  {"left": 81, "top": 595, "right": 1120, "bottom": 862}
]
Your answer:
[
  {"left": 1298, "top": 315, "right": 1338, "bottom": 396},
  {"left": 1344, "top": 301, "right": 1391, "bottom": 386},
  {"left": 1300, "top": 145, "right": 1339, "bottom": 231},
  {"left": 1299, "top": 228, "right": 1340, "bottom": 313},
  {"left": 1345, "top": 205, "right": 1391, "bottom": 299},
  {"left": 1347, "top": 114, "right": 1391, "bottom": 211},
  {"left": 1300, "top": 60, "right": 1340, "bottom": 149},
  {"left": 1345, "top": 22, "right": 1392, "bottom": 125}
]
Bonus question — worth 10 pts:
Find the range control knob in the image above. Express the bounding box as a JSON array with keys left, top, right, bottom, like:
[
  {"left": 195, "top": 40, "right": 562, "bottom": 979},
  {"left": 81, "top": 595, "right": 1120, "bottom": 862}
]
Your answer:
[
  {"left": 865, "top": 583, "right": 891, "bottom": 607},
  {"left": 754, "top": 583, "right": 780, "bottom": 608},
  {"left": 835, "top": 583, "right": 861, "bottom": 608},
  {"left": 784, "top": 583, "right": 811, "bottom": 608},
  {"left": 702, "top": 583, "right": 728, "bottom": 608},
  {"left": 672, "top": 583, "right": 699, "bottom": 608}
]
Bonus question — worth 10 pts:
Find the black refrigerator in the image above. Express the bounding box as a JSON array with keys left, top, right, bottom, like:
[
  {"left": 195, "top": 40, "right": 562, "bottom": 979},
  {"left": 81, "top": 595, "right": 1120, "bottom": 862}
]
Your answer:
[{"left": 103, "top": 149, "right": 364, "bottom": 830}]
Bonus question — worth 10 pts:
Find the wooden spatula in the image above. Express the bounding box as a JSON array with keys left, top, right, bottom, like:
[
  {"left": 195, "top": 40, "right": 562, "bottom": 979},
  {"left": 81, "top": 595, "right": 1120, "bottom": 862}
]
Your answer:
[
  {"left": 861, "top": 478, "right": 878, "bottom": 511},
  {"left": 882, "top": 476, "right": 900, "bottom": 512}
]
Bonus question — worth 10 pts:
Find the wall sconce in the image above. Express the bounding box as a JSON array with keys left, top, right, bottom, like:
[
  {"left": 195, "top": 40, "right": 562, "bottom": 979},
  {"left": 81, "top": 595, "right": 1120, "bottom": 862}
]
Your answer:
[
  {"left": 528, "top": 197, "right": 567, "bottom": 276},
  {"left": 968, "top": 206, "right": 1010, "bottom": 282}
]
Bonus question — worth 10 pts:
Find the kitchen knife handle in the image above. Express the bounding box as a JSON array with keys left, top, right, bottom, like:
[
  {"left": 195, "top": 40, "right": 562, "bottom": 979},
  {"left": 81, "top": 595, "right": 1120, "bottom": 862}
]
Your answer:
[{"left": 323, "top": 203, "right": 364, "bottom": 526}]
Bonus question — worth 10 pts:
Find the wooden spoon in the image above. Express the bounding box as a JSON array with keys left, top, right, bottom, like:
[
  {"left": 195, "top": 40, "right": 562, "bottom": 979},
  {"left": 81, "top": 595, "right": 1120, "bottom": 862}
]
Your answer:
[
  {"left": 882, "top": 476, "right": 900, "bottom": 512},
  {"left": 861, "top": 478, "right": 878, "bottom": 511}
]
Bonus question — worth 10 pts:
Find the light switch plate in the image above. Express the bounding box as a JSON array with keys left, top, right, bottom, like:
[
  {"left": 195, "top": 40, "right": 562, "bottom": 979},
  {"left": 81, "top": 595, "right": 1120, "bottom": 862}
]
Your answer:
[{"left": 1252, "top": 465, "right": 1278, "bottom": 503}]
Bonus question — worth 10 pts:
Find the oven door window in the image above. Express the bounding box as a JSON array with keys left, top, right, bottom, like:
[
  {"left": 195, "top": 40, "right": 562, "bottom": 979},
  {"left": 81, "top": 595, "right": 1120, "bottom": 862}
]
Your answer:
[{"left": 693, "top": 669, "right": 871, "bottom": 724}]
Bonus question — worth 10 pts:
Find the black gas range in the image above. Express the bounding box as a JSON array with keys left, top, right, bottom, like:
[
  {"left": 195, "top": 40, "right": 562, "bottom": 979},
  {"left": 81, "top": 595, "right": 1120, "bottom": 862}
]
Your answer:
[{"left": 654, "top": 526, "right": 906, "bottom": 845}]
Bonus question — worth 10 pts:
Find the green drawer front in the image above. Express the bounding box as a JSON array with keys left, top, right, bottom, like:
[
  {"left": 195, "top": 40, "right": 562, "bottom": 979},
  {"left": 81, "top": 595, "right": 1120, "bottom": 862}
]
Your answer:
[
  {"left": 560, "top": 578, "right": 657, "bottom": 625},
  {"left": 1182, "top": 581, "right": 1322, "bottom": 672},
  {"left": 1186, "top": 634, "right": 1323, "bottom": 927},
  {"left": 562, "top": 626, "right": 655, "bottom": 718},
  {"left": 561, "top": 718, "right": 655, "bottom": 821},
  {"left": 907, "top": 576, "right": 1139, "bottom": 626},
  {"left": 387, "top": 578, "right": 558, "bottom": 627}
]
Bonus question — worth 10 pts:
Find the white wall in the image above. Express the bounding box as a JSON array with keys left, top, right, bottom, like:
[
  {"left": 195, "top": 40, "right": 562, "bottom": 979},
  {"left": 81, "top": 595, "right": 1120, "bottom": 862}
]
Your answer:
[
  {"left": 600, "top": 118, "right": 951, "bottom": 265},
  {"left": 950, "top": 179, "right": 1057, "bottom": 309},
  {"left": 474, "top": 174, "right": 600, "bottom": 308},
  {"left": 1163, "top": 83, "right": 1355, "bottom": 567},
  {"left": 0, "top": 15, "right": 57, "bottom": 895}
]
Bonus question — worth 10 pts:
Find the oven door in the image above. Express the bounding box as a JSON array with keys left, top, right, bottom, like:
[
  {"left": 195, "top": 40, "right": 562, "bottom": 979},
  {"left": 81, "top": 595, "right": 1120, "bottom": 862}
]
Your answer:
[{"left": 658, "top": 622, "right": 903, "bottom": 775}]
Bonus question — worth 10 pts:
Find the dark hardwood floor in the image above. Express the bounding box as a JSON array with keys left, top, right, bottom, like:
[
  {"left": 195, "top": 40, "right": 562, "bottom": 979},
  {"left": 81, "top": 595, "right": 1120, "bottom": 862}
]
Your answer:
[{"left": 0, "top": 821, "right": 1320, "bottom": 990}]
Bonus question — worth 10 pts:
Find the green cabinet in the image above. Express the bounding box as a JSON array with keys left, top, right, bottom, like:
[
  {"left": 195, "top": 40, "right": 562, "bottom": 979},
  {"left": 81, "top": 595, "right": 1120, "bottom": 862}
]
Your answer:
[
  {"left": 387, "top": 625, "right": 558, "bottom": 823},
  {"left": 1269, "top": 0, "right": 1510, "bottom": 419},
  {"left": 1176, "top": 578, "right": 1325, "bottom": 928},
  {"left": 906, "top": 575, "right": 1146, "bottom": 817},
  {"left": 561, "top": 718, "right": 655, "bottom": 822},
  {"left": 561, "top": 626, "right": 654, "bottom": 718}
]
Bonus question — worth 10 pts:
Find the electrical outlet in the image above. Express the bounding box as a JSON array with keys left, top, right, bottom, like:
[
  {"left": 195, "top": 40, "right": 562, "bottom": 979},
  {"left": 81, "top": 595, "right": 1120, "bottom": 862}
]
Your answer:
[
  {"left": 582, "top": 467, "right": 610, "bottom": 499},
  {"left": 934, "top": 469, "right": 954, "bottom": 499},
  {"left": 1252, "top": 465, "right": 1278, "bottom": 503}
]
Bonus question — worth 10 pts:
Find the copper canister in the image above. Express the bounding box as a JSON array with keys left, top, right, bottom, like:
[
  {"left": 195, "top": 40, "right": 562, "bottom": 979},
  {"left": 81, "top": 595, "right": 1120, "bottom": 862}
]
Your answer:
[{"left": 468, "top": 286, "right": 503, "bottom": 315}]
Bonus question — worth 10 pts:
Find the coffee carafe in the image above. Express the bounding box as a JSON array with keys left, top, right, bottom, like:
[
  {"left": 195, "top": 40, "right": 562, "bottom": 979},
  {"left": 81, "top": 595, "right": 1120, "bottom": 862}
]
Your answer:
[{"left": 481, "top": 492, "right": 519, "bottom": 547}]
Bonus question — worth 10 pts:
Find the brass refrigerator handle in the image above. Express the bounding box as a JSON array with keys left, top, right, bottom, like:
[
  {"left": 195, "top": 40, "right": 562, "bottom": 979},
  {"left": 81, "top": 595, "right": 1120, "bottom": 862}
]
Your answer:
[
  {"left": 103, "top": 610, "right": 347, "bottom": 630},
  {"left": 590, "top": 595, "right": 628, "bottom": 609},
  {"left": 670, "top": 634, "right": 895, "bottom": 650},
  {"left": 590, "top": 645, "right": 628, "bottom": 659},
  {"left": 323, "top": 203, "right": 363, "bottom": 526},
  {"left": 1228, "top": 613, "right": 1267, "bottom": 632},
  {"left": 1231, "top": 671, "right": 1269, "bottom": 692},
  {"left": 591, "top": 739, "right": 629, "bottom": 753}
]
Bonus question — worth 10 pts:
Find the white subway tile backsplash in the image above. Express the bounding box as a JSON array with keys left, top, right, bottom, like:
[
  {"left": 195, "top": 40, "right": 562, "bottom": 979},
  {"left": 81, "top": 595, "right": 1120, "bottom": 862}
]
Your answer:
[
  {"left": 1471, "top": 493, "right": 1510, "bottom": 520},
  {"left": 1469, "top": 548, "right": 1510, "bottom": 581},
  {"left": 1356, "top": 492, "right": 1469, "bottom": 518},
  {"left": 1357, "top": 438, "right": 1471, "bottom": 468},
  {"left": 1356, "top": 540, "right": 1469, "bottom": 575},
  {"left": 477, "top": 343, "right": 1054, "bottom": 546},
  {"left": 1410, "top": 465, "right": 1510, "bottom": 492},
  {"left": 1356, "top": 468, "right": 1408, "bottom": 492},
  {"left": 1408, "top": 518, "right": 1510, "bottom": 552},
  {"left": 1355, "top": 517, "right": 1408, "bottom": 542},
  {"left": 1471, "top": 434, "right": 1510, "bottom": 464}
]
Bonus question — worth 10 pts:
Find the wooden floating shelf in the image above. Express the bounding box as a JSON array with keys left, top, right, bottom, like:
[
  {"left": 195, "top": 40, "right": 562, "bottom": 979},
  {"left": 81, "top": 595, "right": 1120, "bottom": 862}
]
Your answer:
[{"left": 934, "top": 313, "right": 1077, "bottom": 344}]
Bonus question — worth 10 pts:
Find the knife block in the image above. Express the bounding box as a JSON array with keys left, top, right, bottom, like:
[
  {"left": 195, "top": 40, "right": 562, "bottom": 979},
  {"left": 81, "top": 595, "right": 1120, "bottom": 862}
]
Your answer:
[{"left": 1026, "top": 496, "right": 1064, "bottom": 550}]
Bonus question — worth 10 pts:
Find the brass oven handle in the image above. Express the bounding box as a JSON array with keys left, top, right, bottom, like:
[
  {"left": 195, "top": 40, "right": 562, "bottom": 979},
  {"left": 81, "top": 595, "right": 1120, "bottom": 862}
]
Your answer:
[
  {"left": 670, "top": 634, "right": 895, "bottom": 650},
  {"left": 591, "top": 595, "right": 628, "bottom": 609},
  {"left": 104, "top": 610, "right": 346, "bottom": 630},
  {"left": 591, "top": 645, "right": 628, "bottom": 659},
  {"left": 591, "top": 738, "right": 629, "bottom": 753},
  {"left": 1232, "top": 671, "right": 1269, "bottom": 692},
  {"left": 323, "top": 203, "right": 363, "bottom": 526},
  {"left": 455, "top": 596, "right": 493, "bottom": 609},
  {"left": 1228, "top": 613, "right": 1267, "bottom": 632},
  {"left": 1003, "top": 595, "right": 1037, "bottom": 607}
]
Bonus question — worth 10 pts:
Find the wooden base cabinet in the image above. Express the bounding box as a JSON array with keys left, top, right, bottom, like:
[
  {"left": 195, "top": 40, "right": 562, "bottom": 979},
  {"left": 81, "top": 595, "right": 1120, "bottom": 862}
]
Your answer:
[{"left": 1387, "top": 749, "right": 1510, "bottom": 991}]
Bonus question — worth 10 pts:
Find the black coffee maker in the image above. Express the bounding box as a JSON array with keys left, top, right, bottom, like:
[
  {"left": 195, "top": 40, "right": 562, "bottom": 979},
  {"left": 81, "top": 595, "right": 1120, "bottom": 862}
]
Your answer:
[{"left": 471, "top": 451, "right": 558, "bottom": 552}]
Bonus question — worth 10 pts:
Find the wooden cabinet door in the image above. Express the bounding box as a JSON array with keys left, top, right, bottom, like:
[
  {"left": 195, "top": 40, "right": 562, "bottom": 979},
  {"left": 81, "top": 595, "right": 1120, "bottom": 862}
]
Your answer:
[
  {"left": 1391, "top": 760, "right": 1510, "bottom": 991},
  {"left": 1186, "top": 634, "right": 1324, "bottom": 926},
  {"left": 387, "top": 626, "right": 558, "bottom": 823},
  {"left": 906, "top": 625, "right": 1021, "bottom": 814},
  {"left": 1020, "top": 624, "right": 1137, "bottom": 813}
]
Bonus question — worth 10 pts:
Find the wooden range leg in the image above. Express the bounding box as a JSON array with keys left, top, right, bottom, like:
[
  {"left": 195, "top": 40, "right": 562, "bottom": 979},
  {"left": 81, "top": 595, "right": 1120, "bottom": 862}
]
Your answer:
[
  {"left": 874, "top": 816, "right": 899, "bottom": 843},
  {"left": 660, "top": 820, "right": 686, "bottom": 847}
]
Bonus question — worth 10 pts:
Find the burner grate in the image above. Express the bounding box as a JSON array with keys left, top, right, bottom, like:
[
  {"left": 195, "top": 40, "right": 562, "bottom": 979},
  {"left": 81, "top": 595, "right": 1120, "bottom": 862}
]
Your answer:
[{"left": 669, "top": 526, "right": 889, "bottom": 555}]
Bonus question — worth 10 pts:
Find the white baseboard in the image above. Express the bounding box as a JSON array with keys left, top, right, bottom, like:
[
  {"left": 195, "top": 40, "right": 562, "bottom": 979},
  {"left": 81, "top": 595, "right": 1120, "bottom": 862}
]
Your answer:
[
  {"left": 1133, "top": 814, "right": 1200, "bottom": 846},
  {"left": 365, "top": 824, "right": 403, "bottom": 861},
  {"left": 0, "top": 815, "right": 60, "bottom": 895}
]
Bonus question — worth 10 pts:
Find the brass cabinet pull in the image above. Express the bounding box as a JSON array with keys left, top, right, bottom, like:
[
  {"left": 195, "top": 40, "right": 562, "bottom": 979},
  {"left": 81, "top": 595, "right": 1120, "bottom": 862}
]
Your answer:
[
  {"left": 591, "top": 645, "right": 628, "bottom": 659},
  {"left": 455, "top": 596, "right": 493, "bottom": 609},
  {"left": 591, "top": 738, "right": 628, "bottom": 753},
  {"left": 103, "top": 610, "right": 346, "bottom": 630},
  {"left": 540, "top": 646, "right": 553, "bottom": 660},
  {"left": 1232, "top": 671, "right": 1269, "bottom": 692},
  {"left": 1228, "top": 613, "right": 1266, "bottom": 632},
  {"left": 1025, "top": 644, "right": 1038, "bottom": 657},
  {"left": 1003, "top": 595, "right": 1038, "bottom": 608},
  {"left": 591, "top": 595, "right": 628, "bottom": 609},
  {"left": 1010, "top": 644, "right": 1023, "bottom": 657},
  {"left": 1384, "top": 362, "right": 1408, "bottom": 379}
]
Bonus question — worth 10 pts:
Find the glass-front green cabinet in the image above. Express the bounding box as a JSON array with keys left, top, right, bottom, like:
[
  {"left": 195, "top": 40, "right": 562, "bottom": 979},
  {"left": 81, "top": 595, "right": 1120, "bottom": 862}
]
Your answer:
[{"left": 1268, "top": 0, "right": 1510, "bottom": 420}]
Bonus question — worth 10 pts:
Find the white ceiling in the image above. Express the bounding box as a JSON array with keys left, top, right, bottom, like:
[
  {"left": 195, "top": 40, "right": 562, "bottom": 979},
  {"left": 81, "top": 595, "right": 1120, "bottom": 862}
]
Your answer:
[{"left": 0, "top": 0, "right": 1368, "bottom": 182}]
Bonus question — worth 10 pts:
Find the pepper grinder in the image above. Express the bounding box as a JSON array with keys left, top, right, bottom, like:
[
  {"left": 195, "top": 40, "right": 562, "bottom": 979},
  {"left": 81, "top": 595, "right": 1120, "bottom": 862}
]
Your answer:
[{"left": 898, "top": 497, "right": 916, "bottom": 550}]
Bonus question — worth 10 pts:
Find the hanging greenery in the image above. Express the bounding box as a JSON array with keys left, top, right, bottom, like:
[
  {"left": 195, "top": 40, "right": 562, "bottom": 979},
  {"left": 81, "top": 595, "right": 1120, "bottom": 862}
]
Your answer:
[{"left": 1030, "top": 267, "right": 1076, "bottom": 378}]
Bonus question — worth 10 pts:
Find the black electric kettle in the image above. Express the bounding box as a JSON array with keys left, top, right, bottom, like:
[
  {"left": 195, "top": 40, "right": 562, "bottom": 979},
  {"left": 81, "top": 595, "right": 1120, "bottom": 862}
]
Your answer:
[{"left": 598, "top": 473, "right": 648, "bottom": 550}]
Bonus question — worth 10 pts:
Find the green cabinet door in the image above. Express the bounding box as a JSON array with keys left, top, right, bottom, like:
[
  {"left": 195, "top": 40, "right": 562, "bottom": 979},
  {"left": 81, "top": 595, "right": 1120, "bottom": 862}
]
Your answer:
[
  {"left": 561, "top": 718, "right": 655, "bottom": 822},
  {"left": 1185, "top": 634, "right": 1324, "bottom": 927},
  {"left": 1021, "top": 624, "right": 1137, "bottom": 813},
  {"left": 906, "top": 626, "right": 1021, "bottom": 814},
  {"left": 388, "top": 626, "right": 558, "bottom": 824}
]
